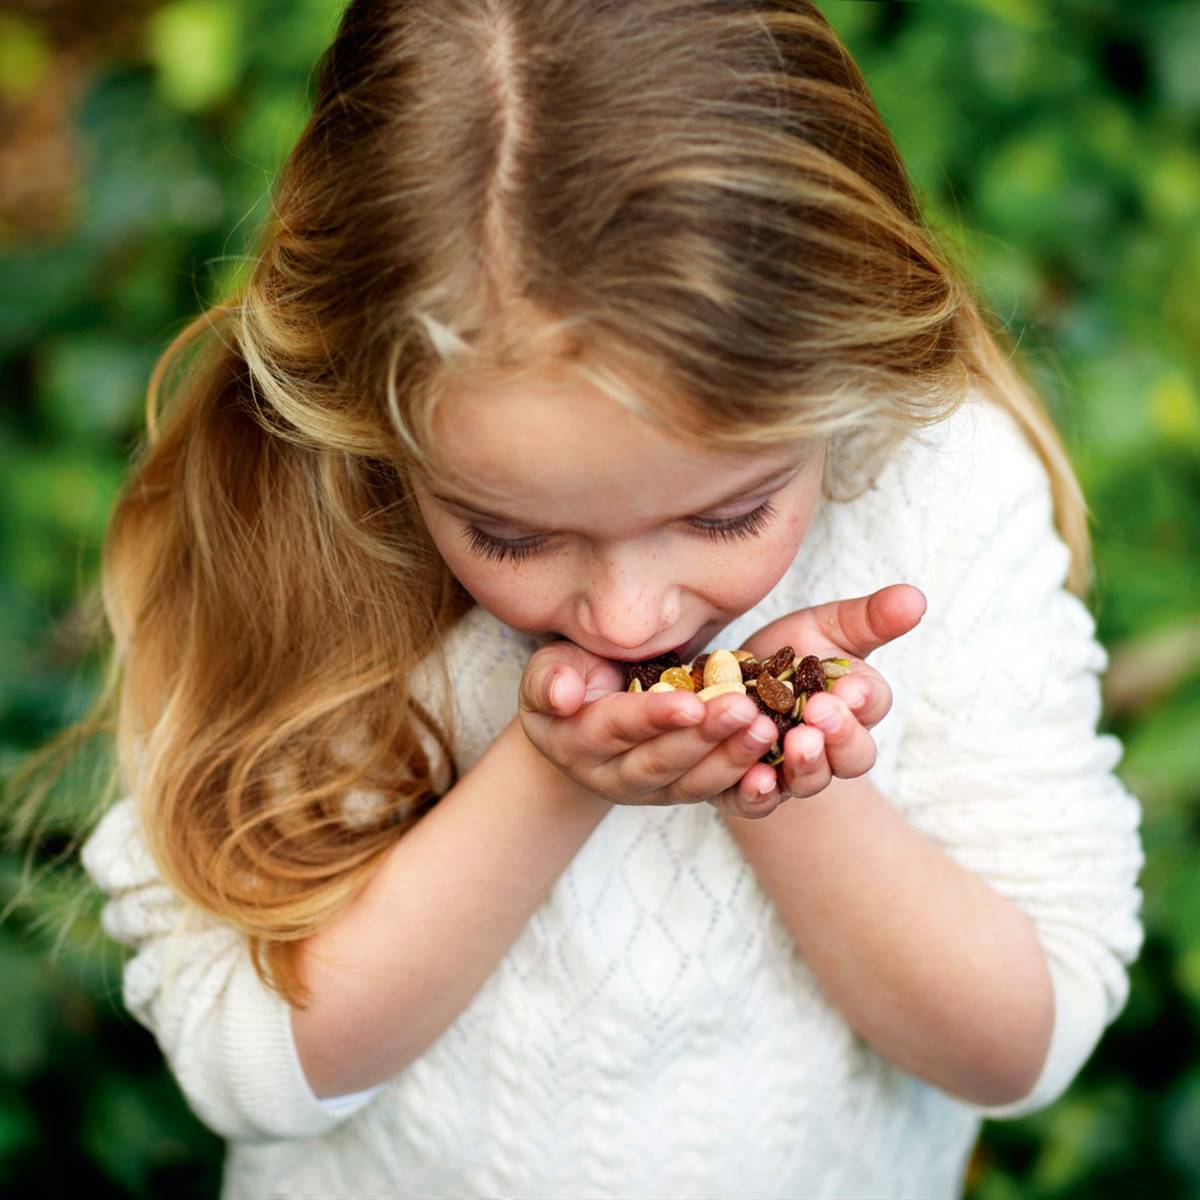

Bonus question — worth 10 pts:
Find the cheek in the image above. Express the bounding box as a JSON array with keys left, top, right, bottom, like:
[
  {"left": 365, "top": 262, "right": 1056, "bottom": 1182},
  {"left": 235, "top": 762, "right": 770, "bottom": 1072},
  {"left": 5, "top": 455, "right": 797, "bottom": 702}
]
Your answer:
[
  {"left": 693, "top": 495, "right": 816, "bottom": 615},
  {"left": 425, "top": 519, "right": 562, "bottom": 630},
  {"left": 706, "top": 517, "right": 808, "bottom": 605}
]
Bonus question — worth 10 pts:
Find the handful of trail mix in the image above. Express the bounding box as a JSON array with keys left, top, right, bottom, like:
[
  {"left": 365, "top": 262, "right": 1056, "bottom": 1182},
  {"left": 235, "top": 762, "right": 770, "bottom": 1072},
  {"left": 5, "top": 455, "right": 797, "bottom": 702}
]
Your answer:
[{"left": 621, "top": 646, "right": 852, "bottom": 767}]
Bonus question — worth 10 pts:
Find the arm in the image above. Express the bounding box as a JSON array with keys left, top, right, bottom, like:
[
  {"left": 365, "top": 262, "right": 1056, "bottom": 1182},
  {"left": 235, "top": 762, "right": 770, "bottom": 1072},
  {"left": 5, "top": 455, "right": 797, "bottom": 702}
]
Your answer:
[
  {"left": 721, "top": 773, "right": 1054, "bottom": 1107},
  {"left": 81, "top": 715, "right": 610, "bottom": 1140},
  {"left": 723, "top": 400, "right": 1144, "bottom": 1117},
  {"left": 292, "top": 716, "right": 611, "bottom": 1098}
]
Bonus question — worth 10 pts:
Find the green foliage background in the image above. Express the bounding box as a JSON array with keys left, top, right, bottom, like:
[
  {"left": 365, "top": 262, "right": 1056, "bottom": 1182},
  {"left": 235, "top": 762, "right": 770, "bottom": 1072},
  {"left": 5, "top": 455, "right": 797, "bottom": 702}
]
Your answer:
[{"left": 1, "top": 1, "right": 1197, "bottom": 1195}]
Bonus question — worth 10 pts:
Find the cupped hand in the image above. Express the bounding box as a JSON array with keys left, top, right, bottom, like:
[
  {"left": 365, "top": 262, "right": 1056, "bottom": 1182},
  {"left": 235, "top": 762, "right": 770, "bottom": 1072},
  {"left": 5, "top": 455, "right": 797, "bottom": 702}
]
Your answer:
[
  {"left": 728, "top": 583, "right": 928, "bottom": 811},
  {"left": 517, "top": 641, "right": 790, "bottom": 819}
]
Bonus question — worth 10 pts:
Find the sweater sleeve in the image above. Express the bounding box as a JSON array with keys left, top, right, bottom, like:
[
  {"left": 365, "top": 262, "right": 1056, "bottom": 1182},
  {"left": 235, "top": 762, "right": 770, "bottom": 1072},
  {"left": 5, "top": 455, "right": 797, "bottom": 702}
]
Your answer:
[
  {"left": 79, "top": 795, "right": 384, "bottom": 1141},
  {"left": 891, "top": 400, "right": 1146, "bottom": 1120}
]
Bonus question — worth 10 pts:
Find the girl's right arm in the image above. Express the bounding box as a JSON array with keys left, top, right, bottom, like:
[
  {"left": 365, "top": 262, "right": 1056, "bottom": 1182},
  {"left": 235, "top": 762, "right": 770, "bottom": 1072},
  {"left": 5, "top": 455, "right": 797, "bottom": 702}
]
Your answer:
[
  {"left": 290, "top": 715, "right": 611, "bottom": 1099},
  {"left": 291, "top": 664, "right": 777, "bottom": 1099}
]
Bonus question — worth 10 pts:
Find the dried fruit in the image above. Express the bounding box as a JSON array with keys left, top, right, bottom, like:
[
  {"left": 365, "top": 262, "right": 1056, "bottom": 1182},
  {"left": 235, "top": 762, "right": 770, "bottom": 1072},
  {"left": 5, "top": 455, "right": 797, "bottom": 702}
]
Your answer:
[
  {"left": 755, "top": 672, "right": 795, "bottom": 714},
  {"left": 792, "top": 655, "right": 828, "bottom": 695},
  {"left": 623, "top": 652, "right": 682, "bottom": 693},
  {"left": 761, "top": 645, "right": 795, "bottom": 678},
  {"left": 618, "top": 643, "right": 857, "bottom": 782},
  {"left": 659, "top": 666, "right": 696, "bottom": 692},
  {"left": 738, "top": 657, "right": 762, "bottom": 683}
]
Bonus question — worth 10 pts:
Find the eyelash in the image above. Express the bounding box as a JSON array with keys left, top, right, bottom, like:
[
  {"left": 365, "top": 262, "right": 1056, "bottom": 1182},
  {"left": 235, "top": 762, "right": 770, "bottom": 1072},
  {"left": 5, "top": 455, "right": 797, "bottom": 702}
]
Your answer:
[{"left": 460, "top": 499, "right": 780, "bottom": 564}]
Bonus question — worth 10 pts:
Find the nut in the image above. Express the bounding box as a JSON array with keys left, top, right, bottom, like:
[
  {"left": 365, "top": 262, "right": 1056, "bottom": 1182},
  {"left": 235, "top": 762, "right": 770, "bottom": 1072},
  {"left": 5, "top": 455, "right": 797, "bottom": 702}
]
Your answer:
[
  {"left": 702, "top": 649, "right": 742, "bottom": 688},
  {"left": 618, "top": 642, "right": 855, "bottom": 775},
  {"left": 696, "top": 680, "right": 747, "bottom": 701}
]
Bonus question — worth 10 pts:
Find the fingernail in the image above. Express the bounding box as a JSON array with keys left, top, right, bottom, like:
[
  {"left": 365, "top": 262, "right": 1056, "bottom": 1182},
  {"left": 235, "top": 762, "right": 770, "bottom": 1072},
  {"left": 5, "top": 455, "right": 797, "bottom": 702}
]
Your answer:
[
  {"left": 741, "top": 723, "right": 773, "bottom": 750},
  {"left": 812, "top": 700, "right": 842, "bottom": 732},
  {"left": 549, "top": 674, "right": 565, "bottom": 708},
  {"left": 718, "top": 705, "right": 753, "bottom": 733}
]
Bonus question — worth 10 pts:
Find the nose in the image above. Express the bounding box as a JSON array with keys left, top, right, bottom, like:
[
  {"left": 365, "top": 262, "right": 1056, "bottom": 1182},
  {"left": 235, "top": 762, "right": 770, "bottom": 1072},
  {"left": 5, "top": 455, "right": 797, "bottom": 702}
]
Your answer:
[{"left": 574, "top": 549, "right": 683, "bottom": 654}]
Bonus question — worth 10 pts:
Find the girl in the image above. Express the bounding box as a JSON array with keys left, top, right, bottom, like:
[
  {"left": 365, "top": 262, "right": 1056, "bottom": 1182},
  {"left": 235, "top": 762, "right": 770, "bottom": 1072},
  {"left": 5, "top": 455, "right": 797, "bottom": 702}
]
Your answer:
[{"left": 16, "top": 1, "right": 1145, "bottom": 1196}]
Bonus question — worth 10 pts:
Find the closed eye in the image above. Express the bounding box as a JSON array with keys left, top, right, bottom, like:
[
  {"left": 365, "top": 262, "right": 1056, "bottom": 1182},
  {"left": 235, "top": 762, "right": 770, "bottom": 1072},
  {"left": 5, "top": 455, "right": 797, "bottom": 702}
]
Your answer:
[{"left": 459, "top": 499, "right": 780, "bottom": 564}]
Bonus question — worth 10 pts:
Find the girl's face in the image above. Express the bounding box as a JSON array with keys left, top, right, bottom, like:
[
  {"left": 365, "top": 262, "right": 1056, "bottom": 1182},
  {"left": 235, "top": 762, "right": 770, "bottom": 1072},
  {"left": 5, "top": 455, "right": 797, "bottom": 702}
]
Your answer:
[{"left": 412, "top": 365, "right": 826, "bottom": 664}]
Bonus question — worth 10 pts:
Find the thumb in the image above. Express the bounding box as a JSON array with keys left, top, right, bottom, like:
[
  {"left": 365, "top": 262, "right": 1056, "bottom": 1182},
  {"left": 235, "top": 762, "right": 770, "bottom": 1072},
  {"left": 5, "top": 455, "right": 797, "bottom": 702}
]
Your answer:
[
  {"left": 810, "top": 583, "right": 927, "bottom": 660},
  {"left": 519, "top": 643, "right": 599, "bottom": 718}
]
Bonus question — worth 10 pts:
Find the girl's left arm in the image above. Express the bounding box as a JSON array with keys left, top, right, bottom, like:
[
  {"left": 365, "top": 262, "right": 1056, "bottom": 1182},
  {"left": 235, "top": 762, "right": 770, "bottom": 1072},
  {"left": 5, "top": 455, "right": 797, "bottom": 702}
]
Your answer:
[
  {"left": 723, "top": 400, "right": 1145, "bottom": 1116},
  {"left": 722, "top": 772, "right": 1054, "bottom": 1108}
]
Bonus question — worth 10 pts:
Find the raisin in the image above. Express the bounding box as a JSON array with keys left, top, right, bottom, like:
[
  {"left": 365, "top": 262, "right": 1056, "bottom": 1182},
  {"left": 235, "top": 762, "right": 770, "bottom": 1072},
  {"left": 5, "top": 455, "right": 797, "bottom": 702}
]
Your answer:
[
  {"left": 659, "top": 666, "right": 696, "bottom": 691},
  {"left": 756, "top": 672, "right": 794, "bottom": 714},
  {"left": 622, "top": 652, "right": 683, "bottom": 693},
  {"left": 761, "top": 645, "right": 795, "bottom": 677},
  {"left": 793, "top": 654, "right": 827, "bottom": 695}
]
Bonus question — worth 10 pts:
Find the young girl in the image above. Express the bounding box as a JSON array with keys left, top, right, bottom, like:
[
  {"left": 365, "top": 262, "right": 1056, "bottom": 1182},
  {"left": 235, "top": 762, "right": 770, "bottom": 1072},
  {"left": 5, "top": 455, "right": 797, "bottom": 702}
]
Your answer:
[{"left": 30, "top": 1, "right": 1145, "bottom": 1196}]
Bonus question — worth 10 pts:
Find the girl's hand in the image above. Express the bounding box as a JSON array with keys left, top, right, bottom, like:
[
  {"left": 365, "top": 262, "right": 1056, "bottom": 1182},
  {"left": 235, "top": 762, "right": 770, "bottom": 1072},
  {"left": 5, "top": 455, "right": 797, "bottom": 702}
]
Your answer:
[
  {"left": 732, "top": 583, "right": 927, "bottom": 808},
  {"left": 518, "top": 642, "right": 789, "bottom": 820}
]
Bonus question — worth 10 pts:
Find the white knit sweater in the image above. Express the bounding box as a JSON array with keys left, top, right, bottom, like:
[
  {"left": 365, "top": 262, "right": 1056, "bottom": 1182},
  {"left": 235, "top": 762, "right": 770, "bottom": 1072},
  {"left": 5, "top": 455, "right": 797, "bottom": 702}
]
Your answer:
[{"left": 80, "top": 394, "right": 1145, "bottom": 1199}]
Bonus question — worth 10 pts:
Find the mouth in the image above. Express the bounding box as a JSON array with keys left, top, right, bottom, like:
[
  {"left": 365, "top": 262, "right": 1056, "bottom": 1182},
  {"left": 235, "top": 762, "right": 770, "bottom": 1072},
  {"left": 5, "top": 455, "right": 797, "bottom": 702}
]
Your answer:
[
  {"left": 540, "top": 629, "right": 709, "bottom": 664},
  {"left": 620, "top": 636, "right": 700, "bottom": 664}
]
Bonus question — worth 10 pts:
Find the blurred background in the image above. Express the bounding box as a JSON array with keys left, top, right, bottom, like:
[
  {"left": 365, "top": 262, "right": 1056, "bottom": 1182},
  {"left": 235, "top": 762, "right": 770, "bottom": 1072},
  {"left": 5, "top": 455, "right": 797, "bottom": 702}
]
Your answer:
[{"left": 1, "top": 0, "right": 1198, "bottom": 1195}]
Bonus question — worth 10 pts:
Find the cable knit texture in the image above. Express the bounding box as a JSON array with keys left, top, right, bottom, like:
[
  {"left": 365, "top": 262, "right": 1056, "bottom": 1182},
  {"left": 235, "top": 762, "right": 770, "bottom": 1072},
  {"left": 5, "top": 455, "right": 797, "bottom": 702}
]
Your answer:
[{"left": 79, "top": 394, "right": 1145, "bottom": 1199}]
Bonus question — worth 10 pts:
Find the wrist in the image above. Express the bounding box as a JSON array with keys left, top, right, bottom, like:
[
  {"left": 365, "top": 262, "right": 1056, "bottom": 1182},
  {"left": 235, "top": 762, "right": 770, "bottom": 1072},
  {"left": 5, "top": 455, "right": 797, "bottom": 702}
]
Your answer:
[{"left": 501, "top": 716, "right": 613, "bottom": 818}]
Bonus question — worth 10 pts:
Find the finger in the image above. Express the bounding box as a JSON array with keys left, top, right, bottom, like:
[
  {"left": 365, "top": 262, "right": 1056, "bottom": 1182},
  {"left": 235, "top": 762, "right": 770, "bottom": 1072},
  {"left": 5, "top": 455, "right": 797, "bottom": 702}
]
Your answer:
[
  {"left": 661, "top": 711, "right": 779, "bottom": 802},
  {"left": 828, "top": 666, "right": 893, "bottom": 730},
  {"left": 519, "top": 643, "right": 623, "bottom": 717},
  {"left": 779, "top": 724, "right": 833, "bottom": 798},
  {"left": 801, "top": 692, "right": 877, "bottom": 780},
  {"left": 812, "top": 583, "right": 926, "bottom": 661},
  {"left": 614, "top": 697, "right": 765, "bottom": 789},
  {"left": 750, "top": 583, "right": 926, "bottom": 663},
  {"left": 709, "top": 759, "right": 788, "bottom": 819},
  {"left": 591, "top": 690, "right": 707, "bottom": 758}
]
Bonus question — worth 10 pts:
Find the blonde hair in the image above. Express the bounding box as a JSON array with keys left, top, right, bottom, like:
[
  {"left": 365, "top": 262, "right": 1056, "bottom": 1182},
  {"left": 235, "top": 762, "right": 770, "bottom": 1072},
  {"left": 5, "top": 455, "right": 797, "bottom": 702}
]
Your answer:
[{"left": 3, "top": 0, "right": 1094, "bottom": 1009}]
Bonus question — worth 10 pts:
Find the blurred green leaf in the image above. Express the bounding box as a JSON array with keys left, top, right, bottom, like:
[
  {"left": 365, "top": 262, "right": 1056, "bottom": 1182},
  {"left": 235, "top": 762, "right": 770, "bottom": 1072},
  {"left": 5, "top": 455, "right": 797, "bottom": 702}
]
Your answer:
[
  {"left": 146, "top": 0, "right": 244, "bottom": 113},
  {"left": 36, "top": 336, "right": 157, "bottom": 440},
  {"left": 0, "top": 1092, "right": 38, "bottom": 1160},
  {"left": 0, "top": 931, "right": 58, "bottom": 1079},
  {"left": 1163, "top": 1068, "right": 1200, "bottom": 1184},
  {"left": 0, "top": 15, "right": 53, "bottom": 102},
  {"left": 1028, "top": 1087, "right": 1137, "bottom": 1192},
  {"left": 1, "top": 3, "right": 1198, "bottom": 1197},
  {"left": 1149, "top": 6, "right": 1200, "bottom": 115}
]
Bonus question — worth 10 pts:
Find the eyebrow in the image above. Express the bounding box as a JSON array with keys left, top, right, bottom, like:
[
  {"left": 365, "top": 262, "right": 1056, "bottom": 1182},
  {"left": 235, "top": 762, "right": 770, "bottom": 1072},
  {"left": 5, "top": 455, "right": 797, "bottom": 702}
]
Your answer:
[{"left": 429, "top": 459, "right": 805, "bottom": 530}]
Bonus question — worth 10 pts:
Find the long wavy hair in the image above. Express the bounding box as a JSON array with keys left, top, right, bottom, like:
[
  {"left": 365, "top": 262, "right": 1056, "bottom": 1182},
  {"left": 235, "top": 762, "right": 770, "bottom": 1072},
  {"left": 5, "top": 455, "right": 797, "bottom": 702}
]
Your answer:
[{"left": 4, "top": 0, "right": 1094, "bottom": 1009}]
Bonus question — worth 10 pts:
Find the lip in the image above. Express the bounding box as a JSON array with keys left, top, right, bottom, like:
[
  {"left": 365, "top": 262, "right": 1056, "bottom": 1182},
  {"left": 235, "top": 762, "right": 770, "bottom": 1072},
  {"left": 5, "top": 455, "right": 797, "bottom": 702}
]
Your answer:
[{"left": 621, "top": 638, "right": 696, "bottom": 664}]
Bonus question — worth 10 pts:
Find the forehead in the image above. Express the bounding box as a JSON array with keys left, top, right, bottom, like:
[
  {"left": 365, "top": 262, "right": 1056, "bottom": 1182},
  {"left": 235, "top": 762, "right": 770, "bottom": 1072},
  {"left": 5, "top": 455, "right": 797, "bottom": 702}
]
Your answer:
[{"left": 426, "top": 367, "right": 810, "bottom": 531}]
